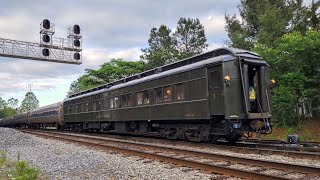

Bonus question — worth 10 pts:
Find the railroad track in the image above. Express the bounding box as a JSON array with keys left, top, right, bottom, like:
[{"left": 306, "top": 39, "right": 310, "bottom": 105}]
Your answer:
[
  {"left": 20, "top": 129, "right": 320, "bottom": 180},
  {"left": 20, "top": 128, "right": 320, "bottom": 160},
  {"left": 238, "top": 139, "right": 320, "bottom": 149},
  {"left": 240, "top": 138, "right": 320, "bottom": 146}
]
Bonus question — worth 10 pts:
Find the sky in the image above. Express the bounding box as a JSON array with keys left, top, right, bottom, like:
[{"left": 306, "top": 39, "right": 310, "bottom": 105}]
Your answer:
[{"left": 0, "top": 0, "right": 239, "bottom": 106}]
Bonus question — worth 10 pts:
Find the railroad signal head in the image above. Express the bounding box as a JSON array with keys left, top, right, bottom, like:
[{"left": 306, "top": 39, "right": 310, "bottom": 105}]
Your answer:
[
  {"left": 73, "top": 25, "right": 81, "bottom": 34},
  {"left": 42, "top": 19, "right": 50, "bottom": 29},
  {"left": 42, "top": 48, "right": 50, "bottom": 56},
  {"left": 74, "top": 53, "right": 80, "bottom": 60},
  {"left": 42, "top": 34, "right": 50, "bottom": 43},
  {"left": 74, "top": 39, "right": 80, "bottom": 47}
]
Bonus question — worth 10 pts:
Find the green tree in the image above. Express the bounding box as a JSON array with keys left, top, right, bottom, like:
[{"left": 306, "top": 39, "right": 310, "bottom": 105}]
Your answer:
[
  {"left": 19, "top": 92, "right": 39, "bottom": 112},
  {"left": 7, "top": 98, "right": 19, "bottom": 109},
  {"left": 254, "top": 30, "right": 320, "bottom": 124},
  {"left": 69, "top": 59, "right": 145, "bottom": 94},
  {"left": 174, "top": 17, "right": 208, "bottom": 59},
  {"left": 0, "top": 97, "right": 8, "bottom": 109},
  {"left": 308, "top": 0, "right": 320, "bottom": 30},
  {"left": 0, "top": 97, "right": 17, "bottom": 118},
  {"left": 225, "top": 0, "right": 311, "bottom": 49},
  {"left": 141, "top": 17, "right": 208, "bottom": 70},
  {"left": 141, "top": 25, "right": 178, "bottom": 70}
]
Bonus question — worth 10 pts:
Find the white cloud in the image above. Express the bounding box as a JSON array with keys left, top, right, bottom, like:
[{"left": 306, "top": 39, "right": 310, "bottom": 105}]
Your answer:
[
  {"left": 202, "top": 15, "right": 226, "bottom": 37},
  {"left": 82, "top": 47, "right": 142, "bottom": 68},
  {"left": 0, "top": 0, "right": 239, "bottom": 106}
]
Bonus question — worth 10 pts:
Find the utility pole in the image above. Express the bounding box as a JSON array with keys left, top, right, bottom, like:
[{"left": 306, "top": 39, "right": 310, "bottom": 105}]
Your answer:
[{"left": 27, "top": 83, "right": 33, "bottom": 92}]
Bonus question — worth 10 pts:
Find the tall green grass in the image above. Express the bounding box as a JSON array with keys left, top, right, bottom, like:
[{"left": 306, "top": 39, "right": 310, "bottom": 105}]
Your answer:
[{"left": 0, "top": 151, "right": 39, "bottom": 180}]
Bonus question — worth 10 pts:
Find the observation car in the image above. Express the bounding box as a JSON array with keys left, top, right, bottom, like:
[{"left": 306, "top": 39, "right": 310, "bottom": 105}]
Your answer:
[{"left": 63, "top": 47, "right": 273, "bottom": 142}]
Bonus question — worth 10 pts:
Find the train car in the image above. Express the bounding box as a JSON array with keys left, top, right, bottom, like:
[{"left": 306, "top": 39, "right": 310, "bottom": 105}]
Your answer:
[
  {"left": 12, "top": 112, "right": 29, "bottom": 128},
  {"left": 1, "top": 116, "right": 14, "bottom": 127},
  {"left": 63, "top": 47, "right": 273, "bottom": 142},
  {"left": 29, "top": 102, "right": 63, "bottom": 129}
]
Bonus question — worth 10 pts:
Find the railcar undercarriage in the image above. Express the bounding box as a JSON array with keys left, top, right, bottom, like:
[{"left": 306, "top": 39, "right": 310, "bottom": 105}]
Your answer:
[{"left": 61, "top": 118, "right": 272, "bottom": 143}]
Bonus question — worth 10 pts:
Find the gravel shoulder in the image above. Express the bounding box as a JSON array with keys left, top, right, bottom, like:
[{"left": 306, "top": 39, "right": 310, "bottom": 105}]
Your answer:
[{"left": 0, "top": 128, "right": 219, "bottom": 180}]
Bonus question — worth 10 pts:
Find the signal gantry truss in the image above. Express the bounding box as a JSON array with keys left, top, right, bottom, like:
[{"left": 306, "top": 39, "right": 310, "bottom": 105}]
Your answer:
[{"left": 0, "top": 19, "right": 82, "bottom": 65}]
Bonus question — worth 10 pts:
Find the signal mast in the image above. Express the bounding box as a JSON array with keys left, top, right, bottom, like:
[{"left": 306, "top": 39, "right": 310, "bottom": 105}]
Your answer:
[{"left": 0, "top": 19, "right": 82, "bottom": 65}]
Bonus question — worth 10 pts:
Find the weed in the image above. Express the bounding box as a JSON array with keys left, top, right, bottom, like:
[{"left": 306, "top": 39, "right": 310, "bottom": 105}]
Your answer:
[
  {"left": 0, "top": 150, "right": 6, "bottom": 166},
  {"left": 8, "top": 161, "right": 39, "bottom": 180}
]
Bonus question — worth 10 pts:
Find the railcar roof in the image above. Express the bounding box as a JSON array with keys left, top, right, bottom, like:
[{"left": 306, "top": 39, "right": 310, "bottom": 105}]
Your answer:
[
  {"left": 67, "top": 47, "right": 263, "bottom": 100},
  {"left": 30, "top": 102, "right": 61, "bottom": 113}
]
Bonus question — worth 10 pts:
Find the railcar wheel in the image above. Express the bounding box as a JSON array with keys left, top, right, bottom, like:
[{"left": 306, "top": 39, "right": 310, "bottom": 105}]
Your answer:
[
  {"left": 165, "top": 128, "right": 179, "bottom": 140},
  {"left": 185, "top": 130, "right": 202, "bottom": 142}
]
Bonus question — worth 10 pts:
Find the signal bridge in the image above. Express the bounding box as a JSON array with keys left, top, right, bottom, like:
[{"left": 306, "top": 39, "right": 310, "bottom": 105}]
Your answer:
[{"left": 0, "top": 19, "right": 82, "bottom": 65}]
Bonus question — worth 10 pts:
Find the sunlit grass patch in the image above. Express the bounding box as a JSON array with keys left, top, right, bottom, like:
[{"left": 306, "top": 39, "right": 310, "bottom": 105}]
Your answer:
[{"left": 0, "top": 151, "right": 40, "bottom": 180}]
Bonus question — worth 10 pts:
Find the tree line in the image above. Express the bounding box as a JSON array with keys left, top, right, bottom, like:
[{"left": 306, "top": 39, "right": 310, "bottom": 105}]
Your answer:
[
  {"left": 68, "top": 0, "right": 319, "bottom": 128},
  {"left": 0, "top": 92, "right": 39, "bottom": 118},
  {"left": 225, "top": 0, "right": 320, "bottom": 126}
]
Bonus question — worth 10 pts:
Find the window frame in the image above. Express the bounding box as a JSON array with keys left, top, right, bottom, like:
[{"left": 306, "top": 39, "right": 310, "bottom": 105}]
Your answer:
[
  {"left": 127, "top": 93, "right": 134, "bottom": 106},
  {"left": 176, "top": 83, "right": 184, "bottom": 101},
  {"left": 164, "top": 86, "right": 172, "bottom": 102},
  {"left": 110, "top": 98, "right": 114, "bottom": 109},
  {"left": 114, "top": 97, "right": 120, "bottom": 108},
  {"left": 121, "top": 94, "right": 127, "bottom": 108},
  {"left": 155, "top": 87, "right": 163, "bottom": 103},
  {"left": 143, "top": 90, "right": 150, "bottom": 104},
  {"left": 136, "top": 92, "right": 144, "bottom": 105}
]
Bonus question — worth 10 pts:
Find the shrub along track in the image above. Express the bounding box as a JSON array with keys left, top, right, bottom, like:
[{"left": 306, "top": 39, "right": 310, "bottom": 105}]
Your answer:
[{"left": 19, "top": 129, "right": 320, "bottom": 180}]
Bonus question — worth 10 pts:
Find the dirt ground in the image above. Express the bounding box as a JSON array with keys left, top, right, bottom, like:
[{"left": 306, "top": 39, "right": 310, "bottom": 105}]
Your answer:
[{"left": 257, "top": 118, "right": 320, "bottom": 142}]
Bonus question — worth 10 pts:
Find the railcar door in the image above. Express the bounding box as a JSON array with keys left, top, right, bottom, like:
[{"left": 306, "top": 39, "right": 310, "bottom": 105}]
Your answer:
[{"left": 208, "top": 66, "right": 224, "bottom": 115}]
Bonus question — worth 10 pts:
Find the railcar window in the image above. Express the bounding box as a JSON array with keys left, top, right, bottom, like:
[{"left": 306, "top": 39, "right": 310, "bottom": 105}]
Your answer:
[
  {"left": 76, "top": 105, "right": 80, "bottom": 113},
  {"left": 85, "top": 103, "right": 89, "bottom": 112},
  {"left": 93, "top": 101, "right": 96, "bottom": 111},
  {"left": 155, "top": 88, "right": 163, "bottom": 103},
  {"left": 128, "top": 93, "right": 134, "bottom": 106},
  {"left": 164, "top": 86, "right": 172, "bottom": 102},
  {"left": 176, "top": 84, "right": 184, "bottom": 100},
  {"left": 136, "top": 92, "right": 143, "bottom": 105},
  {"left": 121, "top": 95, "right": 127, "bottom": 107},
  {"left": 211, "top": 71, "right": 221, "bottom": 88},
  {"left": 110, "top": 98, "right": 114, "bottom": 109},
  {"left": 143, "top": 90, "right": 150, "bottom": 104},
  {"left": 114, "top": 97, "right": 120, "bottom": 108}
]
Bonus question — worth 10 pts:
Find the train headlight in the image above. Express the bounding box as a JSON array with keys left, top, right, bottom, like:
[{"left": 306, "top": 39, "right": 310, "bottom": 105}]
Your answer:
[
  {"left": 232, "top": 123, "right": 241, "bottom": 129},
  {"left": 270, "top": 79, "right": 277, "bottom": 89},
  {"left": 224, "top": 75, "right": 231, "bottom": 81}
]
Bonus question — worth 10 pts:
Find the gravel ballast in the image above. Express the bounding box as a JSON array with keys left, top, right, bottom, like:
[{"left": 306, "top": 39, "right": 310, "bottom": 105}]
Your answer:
[{"left": 0, "top": 128, "right": 219, "bottom": 179}]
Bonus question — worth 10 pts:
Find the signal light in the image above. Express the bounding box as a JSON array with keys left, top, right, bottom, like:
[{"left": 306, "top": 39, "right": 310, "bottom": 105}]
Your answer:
[
  {"left": 42, "top": 34, "right": 50, "bottom": 43},
  {"left": 74, "top": 53, "right": 80, "bottom": 60},
  {"left": 42, "top": 48, "right": 50, "bottom": 56},
  {"left": 74, "top": 39, "right": 80, "bottom": 47},
  {"left": 42, "top": 19, "right": 50, "bottom": 29},
  {"left": 73, "top": 24, "right": 80, "bottom": 34}
]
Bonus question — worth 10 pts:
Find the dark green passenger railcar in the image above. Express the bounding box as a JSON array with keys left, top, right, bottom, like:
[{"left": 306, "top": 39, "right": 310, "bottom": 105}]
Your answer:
[{"left": 63, "top": 47, "right": 272, "bottom": 142}]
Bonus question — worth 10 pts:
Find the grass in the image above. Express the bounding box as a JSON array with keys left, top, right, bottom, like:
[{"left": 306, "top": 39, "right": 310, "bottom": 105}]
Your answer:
[
  {"left": 257, "top": 118, "right": 320, "bottom": 142},
  {"left": 0, "top": 151, "right": 39, "bottom": 180}
]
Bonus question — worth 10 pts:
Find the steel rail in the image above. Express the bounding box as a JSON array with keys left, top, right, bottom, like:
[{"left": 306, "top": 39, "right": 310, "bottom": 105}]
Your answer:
[{"left": 20, "top": 130, "right": 320, "bottom": 179}]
